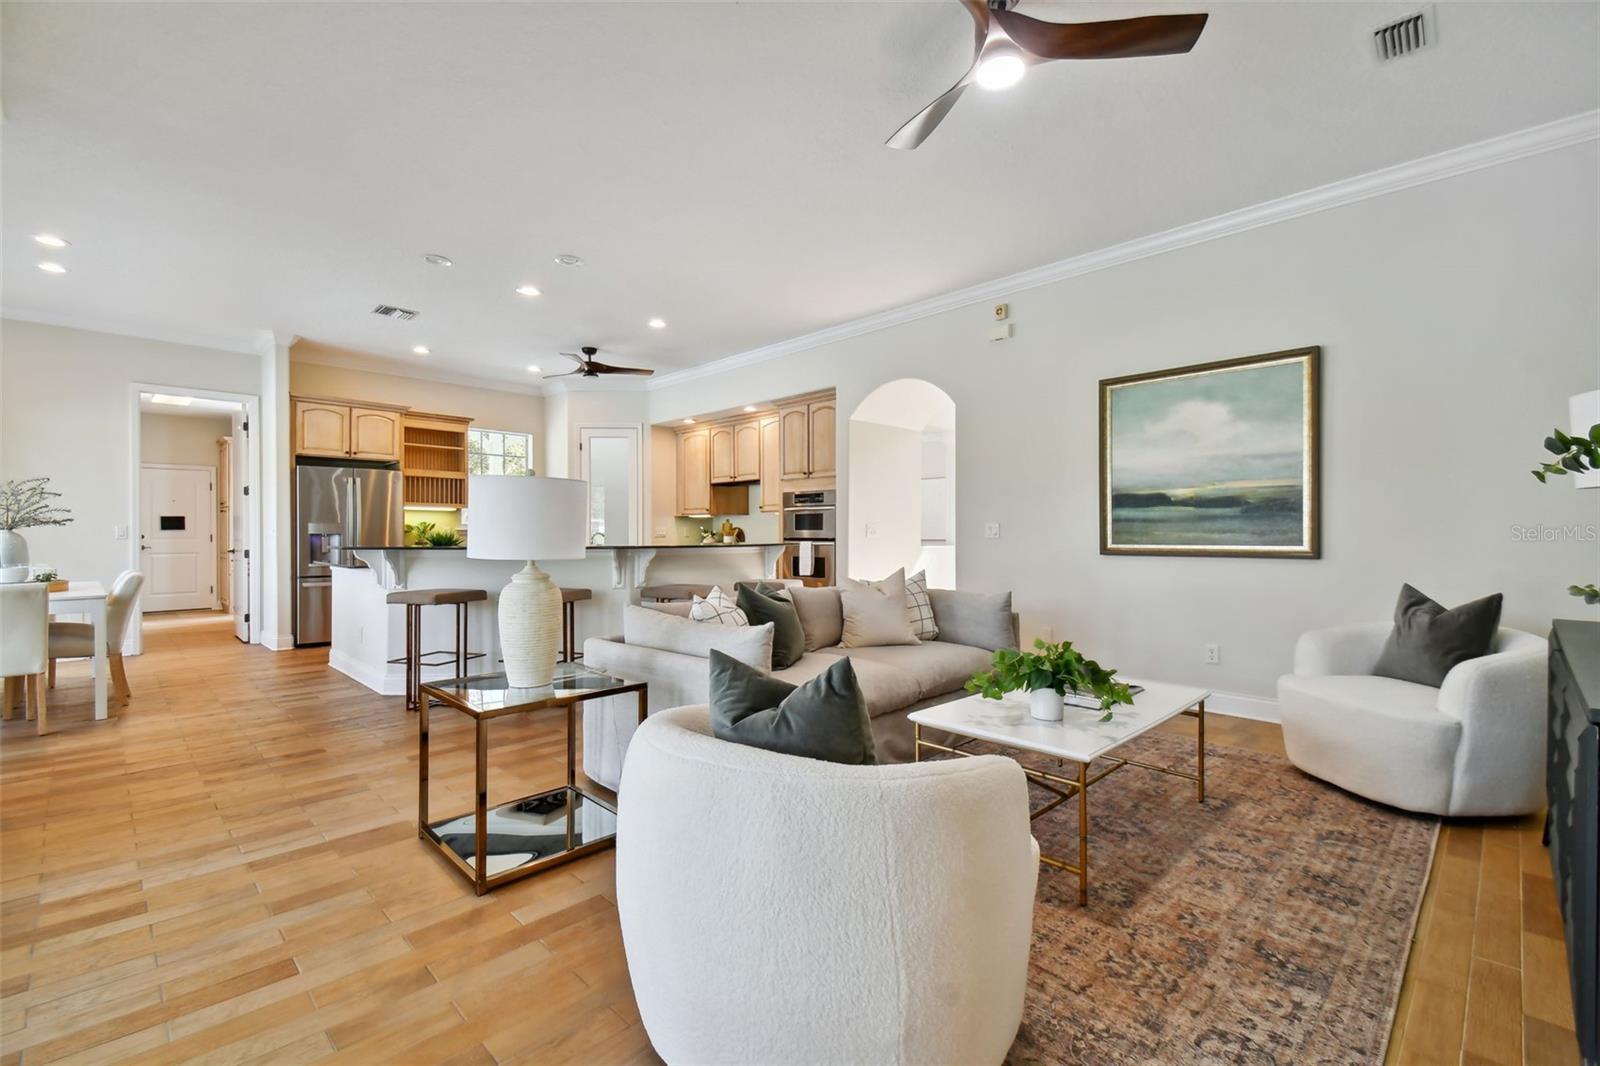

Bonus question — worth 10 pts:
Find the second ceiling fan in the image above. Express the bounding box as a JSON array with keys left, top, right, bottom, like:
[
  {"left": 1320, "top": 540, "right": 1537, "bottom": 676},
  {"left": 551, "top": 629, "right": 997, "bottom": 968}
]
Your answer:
[{"left": 887, "top": 0, "right": 1209, "bottom": 150}]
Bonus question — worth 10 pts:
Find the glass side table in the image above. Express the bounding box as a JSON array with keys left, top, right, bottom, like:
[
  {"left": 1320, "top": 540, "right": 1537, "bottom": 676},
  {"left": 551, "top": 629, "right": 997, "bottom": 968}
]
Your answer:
[{"left": 419, "top": 663, "right": 647, "bottom": 895}]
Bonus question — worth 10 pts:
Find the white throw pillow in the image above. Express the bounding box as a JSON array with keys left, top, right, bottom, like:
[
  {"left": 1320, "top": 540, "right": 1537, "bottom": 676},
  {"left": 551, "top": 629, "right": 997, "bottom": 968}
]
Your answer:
[
  {"left": 689, "top": 586, "right": 748, "bottom": 626},
  {"left": 622, "top": 606, "right": 774, "bottom": 670},
  {"left": 904, "top": 570, "right": 938, "bottom": 641},
  {"left": 839, "top": 568, "right": 921, "bottom": 648}
]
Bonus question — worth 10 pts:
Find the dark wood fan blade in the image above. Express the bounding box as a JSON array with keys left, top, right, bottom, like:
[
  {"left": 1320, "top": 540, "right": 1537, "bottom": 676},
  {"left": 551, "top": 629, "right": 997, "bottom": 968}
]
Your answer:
[
  {"left": 993, "top": 11, "right": 1208, "bottom": 61},
  {"left": 587, "top": 362, "right": 655, "bottom": 376},
  {"left": 886, "top": 67, "right": 975, "bottom": 150}
]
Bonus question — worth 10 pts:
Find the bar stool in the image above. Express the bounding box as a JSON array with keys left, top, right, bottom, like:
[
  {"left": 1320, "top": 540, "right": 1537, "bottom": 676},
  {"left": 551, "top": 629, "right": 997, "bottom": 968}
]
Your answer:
[
  {"left": 387, "top": 588, "right": 488, "bottom": 713},
  {"left": 560, "top": 587, "right": 592, "bottom": 663}
]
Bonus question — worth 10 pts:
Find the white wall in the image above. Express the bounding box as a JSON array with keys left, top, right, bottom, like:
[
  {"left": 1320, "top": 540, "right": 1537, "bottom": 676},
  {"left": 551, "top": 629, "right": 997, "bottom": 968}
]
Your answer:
[
  {"left": 647, "top": 141, "right": 1600, "bottom": 708},
  {"left": 0, "top": 319, "right": 262, "bottom": 608},
  {"left": 140, "top": 411, "right": 231, "bottom": 467},
  {"left": 847, "top": 420, "right": 923, "bottom": 580}
]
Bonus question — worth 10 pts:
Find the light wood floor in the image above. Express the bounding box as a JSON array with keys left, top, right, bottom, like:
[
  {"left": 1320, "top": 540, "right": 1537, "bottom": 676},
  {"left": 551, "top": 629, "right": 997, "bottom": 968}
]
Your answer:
[{"left": 0, "top": 616, "right": 1578, "bottom": 1065}]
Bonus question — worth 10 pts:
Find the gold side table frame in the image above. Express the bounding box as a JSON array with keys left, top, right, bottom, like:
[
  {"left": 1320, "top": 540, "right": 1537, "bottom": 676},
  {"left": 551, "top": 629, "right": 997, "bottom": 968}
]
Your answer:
[
  {"left": 420, "top": 668, "right": 647, "bottom": 895},
  {"left": 914, "top": 698, "right": 1205, "bottom": 906}
]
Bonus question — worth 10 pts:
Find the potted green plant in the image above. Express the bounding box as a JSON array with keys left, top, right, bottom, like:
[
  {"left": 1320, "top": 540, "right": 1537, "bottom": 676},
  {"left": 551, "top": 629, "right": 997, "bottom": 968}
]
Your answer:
[
  {"left": 404, "top": 520, "right": 438, "bottom": 547},
  {"left": 0, "top": 477, "right": 73, "bottom": 583},
  {"left": 966, "top": 638, "right": 1135, "bottom": 722},
  {"left": 1531, "top": 423, "right": 1600, "bottom": 603},
  {"left": 423, "top": 529, "right": 463, "bottom": 547}
]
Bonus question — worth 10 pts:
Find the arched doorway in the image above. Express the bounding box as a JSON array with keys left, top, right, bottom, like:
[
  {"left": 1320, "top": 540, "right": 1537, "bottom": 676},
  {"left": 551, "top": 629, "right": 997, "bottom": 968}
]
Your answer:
[{"left": 847, "top": 379, "right": 957, "bottom": 586}]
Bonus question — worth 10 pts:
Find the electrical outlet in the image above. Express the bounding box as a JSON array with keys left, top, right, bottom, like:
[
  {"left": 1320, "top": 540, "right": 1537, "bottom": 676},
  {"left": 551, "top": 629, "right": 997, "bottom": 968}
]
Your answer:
[
  {"left": 864, "top": 522, "right": 878, "bottom": 538},
  {"left": 984, "top": 522, "right": 1001, "bottom": 539},
  {"left": 1205, "top": 644, "right": 1220, "bottom": 665}
]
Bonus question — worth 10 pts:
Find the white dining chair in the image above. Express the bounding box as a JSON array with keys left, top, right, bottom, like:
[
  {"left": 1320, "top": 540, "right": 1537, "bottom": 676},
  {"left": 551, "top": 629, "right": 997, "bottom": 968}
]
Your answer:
[
  {"left": 48, "top": 571, "right": 144, "bottom": 711},
  {"left": 1, "top": 582, "right": 51, "bottom": 735}
]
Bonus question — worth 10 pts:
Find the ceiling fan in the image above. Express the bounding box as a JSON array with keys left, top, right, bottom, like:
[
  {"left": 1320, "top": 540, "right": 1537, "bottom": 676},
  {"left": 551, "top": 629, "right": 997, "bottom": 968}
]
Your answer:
[
  {"left": 887, "top": 0, "right": 1209, "bottom": 150},
  {"left": 546, "top": 346, "right": 654, "bottom": 379}
]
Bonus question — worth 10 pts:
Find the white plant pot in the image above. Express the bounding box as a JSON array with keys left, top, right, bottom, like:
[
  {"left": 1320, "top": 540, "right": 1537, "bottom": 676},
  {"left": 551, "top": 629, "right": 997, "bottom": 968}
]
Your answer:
[
  {"left": 498, "top": 560, "right": 562, "bottom": 688},
  {"left": 0, "top": 530, "right": 28, "bottom": 571},
  {"left": 0, "top": 565, "right": 29, "bottom": 585},
  {"left": 1029, "top": 688, "right": 1064, "bottom": 722}
]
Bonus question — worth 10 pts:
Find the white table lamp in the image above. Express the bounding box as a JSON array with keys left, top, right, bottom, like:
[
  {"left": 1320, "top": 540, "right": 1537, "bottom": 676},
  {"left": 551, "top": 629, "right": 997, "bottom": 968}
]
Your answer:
[{"left": 467, "top": 475, "right": 588, "bottom": 687}]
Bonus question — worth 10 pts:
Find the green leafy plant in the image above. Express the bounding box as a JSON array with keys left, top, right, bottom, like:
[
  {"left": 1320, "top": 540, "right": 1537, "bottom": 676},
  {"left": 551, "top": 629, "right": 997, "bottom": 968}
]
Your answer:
[
  {"left": 1531, "top": 422, "right": 1599, "bottom": 602},
  {"left": 423, "top": 529, "right": 463, "bottom": 547},
  {"left": 965, "top": 638, "right": 1134, "bottom": 722},
  {"left": 0, "top": 477, "right": 73, "bottom": 531},
  {"left": 32, "top": 568, "right": 58, "bottom": 583},
  {"left": 404, "top": 520, "right": 437, "bottom": 546}
]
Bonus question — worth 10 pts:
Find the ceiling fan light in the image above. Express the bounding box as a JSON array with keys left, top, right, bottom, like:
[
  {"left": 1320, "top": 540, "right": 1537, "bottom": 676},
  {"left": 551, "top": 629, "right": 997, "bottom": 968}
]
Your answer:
[{"left": 975, "top": 52, "right": 1026, "bottom": 91}]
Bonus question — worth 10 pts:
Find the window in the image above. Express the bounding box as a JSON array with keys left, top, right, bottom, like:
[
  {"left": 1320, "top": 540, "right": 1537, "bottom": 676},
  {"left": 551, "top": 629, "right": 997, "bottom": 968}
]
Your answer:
[{"left": 467, "top": 429, "right": 533, "bottom": 476}]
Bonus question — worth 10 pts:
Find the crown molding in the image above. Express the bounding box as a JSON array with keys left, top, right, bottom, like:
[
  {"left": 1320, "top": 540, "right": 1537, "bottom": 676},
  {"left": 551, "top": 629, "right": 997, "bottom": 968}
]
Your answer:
[
  {"left": 647, "top": 108, "right": 1600, "bottom": 391},
  {"left": 0, "top": 306, "right": 263, "bottom": 356},
  {"left": 289, "top": 345, "right": 545, "bottom": 396}
]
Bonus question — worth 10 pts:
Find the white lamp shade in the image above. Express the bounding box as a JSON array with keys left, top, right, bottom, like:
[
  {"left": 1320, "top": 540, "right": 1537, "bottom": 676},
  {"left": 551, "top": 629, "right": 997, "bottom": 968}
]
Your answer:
[{"left": 466, "top": 475, "right": 589, "bottom": 560}]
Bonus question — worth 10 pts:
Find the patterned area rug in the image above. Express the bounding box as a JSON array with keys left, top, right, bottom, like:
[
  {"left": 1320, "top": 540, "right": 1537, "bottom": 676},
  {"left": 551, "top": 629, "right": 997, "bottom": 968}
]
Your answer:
[{"left": 985, "top": 732, "right": 1438, "bottom": 1066}]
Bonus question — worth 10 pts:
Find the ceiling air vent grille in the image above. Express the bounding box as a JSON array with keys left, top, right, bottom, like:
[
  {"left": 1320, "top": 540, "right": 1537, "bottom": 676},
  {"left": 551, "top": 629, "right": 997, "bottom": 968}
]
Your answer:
[
  {"left": 371, "top": 304, "right": 418, "bottom": 321},
  {"left": 1374, "top": 9, "right": 1431, "bottom": 61}
]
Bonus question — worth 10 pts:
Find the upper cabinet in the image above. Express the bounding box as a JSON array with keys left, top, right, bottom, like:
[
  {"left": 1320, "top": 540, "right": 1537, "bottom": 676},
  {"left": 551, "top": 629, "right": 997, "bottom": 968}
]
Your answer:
[
  {"left": 759, "top": 416, "right": 782, "bottom": 512},
  {"left": 733, "top": 420, "right": 761, "bottom": 482},
  {"left": 293, "top": 396, "right": 406, "bottom": 463},
  {"left": 709, "top": 424, "right": 737, "bottom": 484},
  {"left": 780, "top": 398, "right": 836, "bottom": 481},
  {"left": 678, "top": 427, "right": 712, "bottom": 515}
]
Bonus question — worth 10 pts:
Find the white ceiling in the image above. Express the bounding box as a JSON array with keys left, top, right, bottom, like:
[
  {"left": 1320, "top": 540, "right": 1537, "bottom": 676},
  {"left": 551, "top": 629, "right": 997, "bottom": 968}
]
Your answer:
[
  {"left": 3, "top": 2, "right": 1595, "bottom": 386},
  {"left": 138, "top": 393, "right": 243, "bottom": 418}
]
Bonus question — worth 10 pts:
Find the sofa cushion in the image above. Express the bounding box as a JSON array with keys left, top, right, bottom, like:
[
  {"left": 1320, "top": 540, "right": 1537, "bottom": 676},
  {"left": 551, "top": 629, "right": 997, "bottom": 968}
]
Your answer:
[
  {"left": 905, "top": 570, "right": 938, "bottom": 641},
  {"left": 709, "top": 650, "right": 875, "bottom": 765},
  {"left": 737, "top": 585, "right": 805, "bottom": 670},
  {"left": 816, "top": 642, "right": 993, "bottom": 702},
  {"left": 840, "top": 569, "right": 920, "bottom": 648},
  {"left": 1373, "top": 583, "right": 1503, "bottom": 688},
  {"left": 786, "top": 585, "right": 844, "bottom": 652},
  {"left": 623, "top": 605, "right": 773, "bottom": 670},
  {"left": 773, "top": 652, "right": 922, "bottom": 719},
  {"left": 689, "top": 586, "right": 747, "bottom": 626},
  {"left": 928, "top": 589, "right": 1016, "bottom": 652}
]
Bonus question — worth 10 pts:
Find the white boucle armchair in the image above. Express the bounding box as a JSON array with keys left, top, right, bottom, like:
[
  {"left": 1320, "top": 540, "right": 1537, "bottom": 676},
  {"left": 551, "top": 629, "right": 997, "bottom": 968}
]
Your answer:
[
  {"left": 615, "top": 705, "right": 1039, "bottom": 1066},
  {"left": 1277, "top": 622, "right": 1547, "bottom": 817}
]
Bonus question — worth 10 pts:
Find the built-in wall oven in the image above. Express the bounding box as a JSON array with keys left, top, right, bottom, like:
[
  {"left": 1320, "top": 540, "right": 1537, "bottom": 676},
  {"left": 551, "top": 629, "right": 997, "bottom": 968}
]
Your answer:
[{"left": 782, "top": 490, "right": 836, "bottom": 541}]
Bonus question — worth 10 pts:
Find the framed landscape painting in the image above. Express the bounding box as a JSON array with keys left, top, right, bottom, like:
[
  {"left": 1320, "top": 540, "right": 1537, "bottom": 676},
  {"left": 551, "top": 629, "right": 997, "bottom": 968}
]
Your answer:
[{"left": 1099, "top": 346, "right": 1320, "bottom": 558}]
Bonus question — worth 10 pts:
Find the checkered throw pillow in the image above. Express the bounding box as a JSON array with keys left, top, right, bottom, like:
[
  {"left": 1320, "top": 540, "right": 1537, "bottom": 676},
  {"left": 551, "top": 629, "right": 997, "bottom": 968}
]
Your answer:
[
  {"left": 689, "top": 585, "right": 748, "bottom": 626},
  {"left": 904, "top": 570, "right": 938, "bottom": 640}
]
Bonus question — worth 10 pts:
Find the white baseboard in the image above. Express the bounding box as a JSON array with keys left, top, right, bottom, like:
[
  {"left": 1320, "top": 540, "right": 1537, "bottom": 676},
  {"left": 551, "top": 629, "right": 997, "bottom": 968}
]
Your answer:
[
  {"left": 1204, "top": 690, "right": 1280, "bottom": 724},
  {"left": 259, "top": 631, "right": 295, "bottom": 651}
]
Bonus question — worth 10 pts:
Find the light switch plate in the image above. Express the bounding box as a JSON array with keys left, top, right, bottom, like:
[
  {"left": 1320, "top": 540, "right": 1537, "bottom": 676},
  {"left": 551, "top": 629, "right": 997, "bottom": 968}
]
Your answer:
[
  {"left": 984, "top": 522, "right": 1000, "bottom": 539},
  {"left": 988, "top": 323, "right": 1012, "bottom": 342},
  {"left": 112, "top": 524, "right": 129, "bottom": 540}
]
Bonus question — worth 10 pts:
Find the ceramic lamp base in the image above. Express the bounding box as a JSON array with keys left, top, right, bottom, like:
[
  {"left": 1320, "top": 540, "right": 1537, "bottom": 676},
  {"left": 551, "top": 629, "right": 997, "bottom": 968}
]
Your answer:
[{"left": 499, "top": 561, "right": 562, "bottom": 688}]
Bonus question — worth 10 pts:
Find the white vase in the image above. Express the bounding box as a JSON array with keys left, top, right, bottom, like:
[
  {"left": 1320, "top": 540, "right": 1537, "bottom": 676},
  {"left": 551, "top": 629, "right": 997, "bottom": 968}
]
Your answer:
[
  {"left": 1029, "top": 688, "right": 1064, "bottom": 722},
  {"left": 498, "top": 560, "right": 562, "bottom": 688},
  {"left": 0, "top": 530, "right": 27, "bottom": 569}
]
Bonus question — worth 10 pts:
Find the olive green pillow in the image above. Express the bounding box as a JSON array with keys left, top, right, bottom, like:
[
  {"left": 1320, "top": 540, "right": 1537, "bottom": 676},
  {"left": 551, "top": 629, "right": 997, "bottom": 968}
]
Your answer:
[
  {"left": 708, "top": 650, "right": 875, "bottom": 765},
  {"left": 736, "top": 585, "right": 805, "bottom": 670}
]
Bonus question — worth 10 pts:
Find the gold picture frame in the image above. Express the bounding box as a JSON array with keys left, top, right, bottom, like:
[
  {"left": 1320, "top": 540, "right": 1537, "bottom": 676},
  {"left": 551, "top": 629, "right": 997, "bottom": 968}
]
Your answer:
[{"left": 1099, "top": 346, "right": 1320, "bottom": 558}]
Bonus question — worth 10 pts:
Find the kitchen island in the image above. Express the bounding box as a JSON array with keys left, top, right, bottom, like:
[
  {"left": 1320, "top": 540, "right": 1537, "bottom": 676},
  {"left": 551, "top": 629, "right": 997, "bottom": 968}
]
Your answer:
[{"left": 327, "top": 543, "right": 788, "bottom": 697}]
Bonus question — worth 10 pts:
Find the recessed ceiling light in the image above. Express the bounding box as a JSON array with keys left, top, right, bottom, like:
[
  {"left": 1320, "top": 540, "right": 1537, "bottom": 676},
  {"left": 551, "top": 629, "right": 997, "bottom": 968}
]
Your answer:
[
  {"left": 554, "top": 254, "right": 584, "bottom": 267},
  {"left": 975, "top": 51, "right": 1026, "bottom": 91},
  {"left": 647, "top": 318, "right": 667, "bottom": 330},
  {"left": 526, "top": 364, "right": 541, "bottom": 374},
  {"left": 413, "top": 345, "right": 431, "bottom": 355},
  {"left": 515, "top": 285, "right": 542, "bottom": 297},
  {"left": 743, "top": 405, "right": 758, "bottom": 413},
  {"left": 150, "top": 394, "right": 194, "bottom": 406},
  {"left": 682, "top": 418, "right": 696, "bottom": 425},
  {"left": 37, "top": 261, "right": 66, "bottom": 274},
  {"left": 423, "top": 254, "right": 453, "bottom": 267},
  {"left": 32, "top": 234, "right": 69, "bottom": 249}
]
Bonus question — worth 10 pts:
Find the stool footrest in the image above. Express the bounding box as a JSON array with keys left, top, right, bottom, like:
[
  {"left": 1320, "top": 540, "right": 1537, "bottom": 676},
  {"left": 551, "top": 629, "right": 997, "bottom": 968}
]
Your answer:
[{"left": 388, "top": 650, "right": 487, "bottom": 668}]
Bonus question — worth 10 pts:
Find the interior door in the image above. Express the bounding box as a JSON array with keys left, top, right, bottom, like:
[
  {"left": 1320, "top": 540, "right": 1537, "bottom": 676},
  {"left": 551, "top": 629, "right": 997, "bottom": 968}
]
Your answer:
[
  {"left": 230, "top": 412, "right": 251, "bottom": 642},
  {"left": 140, "top": 465, "right": 218, "bottom": 612}
]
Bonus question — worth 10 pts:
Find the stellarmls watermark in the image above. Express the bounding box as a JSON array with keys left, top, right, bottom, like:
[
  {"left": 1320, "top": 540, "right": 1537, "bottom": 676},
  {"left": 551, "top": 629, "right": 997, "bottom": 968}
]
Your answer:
[{"left": 1510, "top": 523, "right": 1599, "bottom": 542}]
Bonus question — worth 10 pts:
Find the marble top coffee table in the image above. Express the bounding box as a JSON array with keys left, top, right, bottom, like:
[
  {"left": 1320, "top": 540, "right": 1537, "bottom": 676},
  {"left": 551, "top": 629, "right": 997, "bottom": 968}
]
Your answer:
[{"left": 908, "top": 679, "right": 1209, "bottom": 905}]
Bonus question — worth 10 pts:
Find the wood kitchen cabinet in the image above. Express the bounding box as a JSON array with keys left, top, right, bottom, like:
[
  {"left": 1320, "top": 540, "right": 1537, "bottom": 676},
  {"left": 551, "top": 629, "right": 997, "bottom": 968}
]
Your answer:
[
  {"left": 293, "top": 400, "right": 351, "bottom": 458},
  {"left": 759, "top": 416, "right": 782, "bottom": 512},
  {"left": 293, "top": 397, "right": 405, "bottom": 462},
  {"left": 350, "top": 407, "right": 403, "bottom": 461},
  {"left": 709, "top": 424, "right": 737, "bottom": 484},
  {"left": 733, "top": 420, "right": 761, "bottom": 482},
  {"left": 678, "top": 427, "right": 712, "bottom": 515},
  {"left": 779, "top": 398, "right": 836, "bottom": 480}
]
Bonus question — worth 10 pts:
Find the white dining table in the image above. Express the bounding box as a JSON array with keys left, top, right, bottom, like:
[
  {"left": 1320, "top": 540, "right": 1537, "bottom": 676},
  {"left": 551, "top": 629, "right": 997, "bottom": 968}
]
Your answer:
[{"left": 48, "top": 581, "right": 109, "bottom": 721}]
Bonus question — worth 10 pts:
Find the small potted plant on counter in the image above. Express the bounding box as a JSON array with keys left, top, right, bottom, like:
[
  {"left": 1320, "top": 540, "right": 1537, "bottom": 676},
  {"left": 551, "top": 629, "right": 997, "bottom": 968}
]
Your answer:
[
  {"left": 965, "top": 638, "right": 1135, "bottom": 722},
  {"left": 423, "top": 529, "right": 463, "bottom": 547}
]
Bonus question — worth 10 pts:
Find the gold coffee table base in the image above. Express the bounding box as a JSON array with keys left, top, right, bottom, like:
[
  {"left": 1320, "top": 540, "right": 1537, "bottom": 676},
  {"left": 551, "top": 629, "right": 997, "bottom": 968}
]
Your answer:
[{"left": 914, "top": 699, "right": 1205, "bottom": 905}]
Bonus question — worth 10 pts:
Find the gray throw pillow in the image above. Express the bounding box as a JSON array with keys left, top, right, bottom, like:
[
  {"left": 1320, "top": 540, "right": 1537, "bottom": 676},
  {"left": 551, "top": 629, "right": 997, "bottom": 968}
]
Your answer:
[
  {"left": 1372, "top": 584, "right": 1503, "bottom": 688},
  {"left": 786, "top": 585, "right": 844, "bottom": 651},
  {"left": 928, "top": 588, "right": 1017, "bottom": 651},
  {"left": 736, "top": 585, "right": 805, "bottom": 670},
  {"left": 708, "top": 650, "right": 875, "bottom": 765}
]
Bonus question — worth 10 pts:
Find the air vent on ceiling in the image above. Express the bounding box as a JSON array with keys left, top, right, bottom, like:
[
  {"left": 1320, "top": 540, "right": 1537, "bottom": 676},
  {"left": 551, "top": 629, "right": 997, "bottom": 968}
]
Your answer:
[
  {"left": 371, "top": 304, "right": 418, "bottom": 321},
  {"left": 1374, "top": 8, "right": 1431, "bottom": 62}
]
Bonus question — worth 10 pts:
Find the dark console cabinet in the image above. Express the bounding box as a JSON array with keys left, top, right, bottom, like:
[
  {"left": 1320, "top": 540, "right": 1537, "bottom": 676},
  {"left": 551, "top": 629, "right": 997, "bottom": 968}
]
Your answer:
[{"left": 1549, "top": 620, "right": 1600, "bottom": 1065}]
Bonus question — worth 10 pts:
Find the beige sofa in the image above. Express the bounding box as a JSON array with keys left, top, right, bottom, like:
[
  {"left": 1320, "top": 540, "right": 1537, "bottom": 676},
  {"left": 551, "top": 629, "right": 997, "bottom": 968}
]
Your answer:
[{"left": 580, "top": 585, "right": 1017, "bottom": 789}]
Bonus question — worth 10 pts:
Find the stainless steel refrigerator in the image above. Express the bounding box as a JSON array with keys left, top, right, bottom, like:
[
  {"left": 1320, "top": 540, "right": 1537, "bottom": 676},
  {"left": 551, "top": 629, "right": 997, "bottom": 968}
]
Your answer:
[{"left": 294, "top": 459, "right": 404, "bottom": 646}]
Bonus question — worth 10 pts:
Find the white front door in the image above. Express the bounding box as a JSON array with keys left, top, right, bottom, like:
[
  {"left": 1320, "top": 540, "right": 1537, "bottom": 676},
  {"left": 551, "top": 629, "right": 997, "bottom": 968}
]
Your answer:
[
  {"left": 229, "top": 413, "right": 251, "bottom": 642},
  {"left": 140, "top": 465, "right": 218, "bottom": 612}
]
